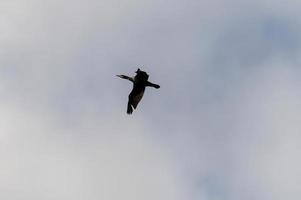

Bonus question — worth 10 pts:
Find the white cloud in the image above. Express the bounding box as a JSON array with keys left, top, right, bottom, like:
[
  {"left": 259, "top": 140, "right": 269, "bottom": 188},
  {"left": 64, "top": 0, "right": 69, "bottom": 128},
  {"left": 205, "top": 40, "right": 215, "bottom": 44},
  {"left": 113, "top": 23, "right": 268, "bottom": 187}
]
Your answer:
[
  {"left": 1, "top": 0, "right": 301, "bottom": 200},
  {"left": 0, "top": 100, "right": 186, "bottom": 200}
]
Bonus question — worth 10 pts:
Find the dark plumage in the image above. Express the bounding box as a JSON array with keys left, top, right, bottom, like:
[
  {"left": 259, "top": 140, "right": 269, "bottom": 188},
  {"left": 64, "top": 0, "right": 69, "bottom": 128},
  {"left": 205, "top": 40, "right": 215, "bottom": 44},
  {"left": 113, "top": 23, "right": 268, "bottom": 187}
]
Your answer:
[{"left": 117, "top": 68, "right": 160, "bottom": 114}]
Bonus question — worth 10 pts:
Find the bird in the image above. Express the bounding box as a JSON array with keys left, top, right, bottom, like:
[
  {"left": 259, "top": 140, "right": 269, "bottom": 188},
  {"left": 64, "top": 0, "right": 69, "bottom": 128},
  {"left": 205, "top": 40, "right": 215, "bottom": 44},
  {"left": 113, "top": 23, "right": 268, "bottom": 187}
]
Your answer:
[{"left": 117, "top": 68, "right": 160, "bottom": 114}]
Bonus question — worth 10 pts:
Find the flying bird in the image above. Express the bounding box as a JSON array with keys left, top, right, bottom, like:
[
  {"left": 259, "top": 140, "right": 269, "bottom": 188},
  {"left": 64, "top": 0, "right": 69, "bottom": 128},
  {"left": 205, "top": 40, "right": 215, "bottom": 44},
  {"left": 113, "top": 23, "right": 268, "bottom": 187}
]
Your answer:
[{"left": 117, "top": 68, "right": 160, "bottom": 114}]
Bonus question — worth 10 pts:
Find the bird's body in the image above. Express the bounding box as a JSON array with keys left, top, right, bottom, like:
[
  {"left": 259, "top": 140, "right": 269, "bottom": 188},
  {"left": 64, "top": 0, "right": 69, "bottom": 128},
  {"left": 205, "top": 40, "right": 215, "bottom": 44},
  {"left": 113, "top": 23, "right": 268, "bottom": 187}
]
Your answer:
[{"left": 117, "top": 68, "right": 160, "bottom": 114}]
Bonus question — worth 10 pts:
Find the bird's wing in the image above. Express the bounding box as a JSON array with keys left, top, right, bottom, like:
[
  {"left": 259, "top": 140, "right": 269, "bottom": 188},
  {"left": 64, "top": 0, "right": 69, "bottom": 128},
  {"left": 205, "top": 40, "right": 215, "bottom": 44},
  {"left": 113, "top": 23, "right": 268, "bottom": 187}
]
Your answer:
[
  {"left": 116, "top": 75, "right": 134, "bottom": 82},
  {"left": 130, "top": 90, "right": 145, "bottom": 109}
]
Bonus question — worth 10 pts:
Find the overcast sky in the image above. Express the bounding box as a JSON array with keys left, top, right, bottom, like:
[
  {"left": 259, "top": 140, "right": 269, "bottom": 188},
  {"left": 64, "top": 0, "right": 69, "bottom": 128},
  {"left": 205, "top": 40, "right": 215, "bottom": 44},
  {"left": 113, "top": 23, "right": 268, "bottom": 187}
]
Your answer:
[{"left": 1, "top": 0, "right": 301, "bottom": 200}]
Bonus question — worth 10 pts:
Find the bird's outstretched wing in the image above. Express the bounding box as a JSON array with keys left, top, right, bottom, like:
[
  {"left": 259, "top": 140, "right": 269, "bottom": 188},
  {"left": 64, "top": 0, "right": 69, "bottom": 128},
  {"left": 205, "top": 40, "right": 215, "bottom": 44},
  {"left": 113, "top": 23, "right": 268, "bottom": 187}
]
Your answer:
[
  {"left": 131, "top": 90, "right": 145, "bottom": 109},
  {"left": 116, "top": 75, "right": 134, "bottom": 82},
  {"left": 127, "top": 88, "right": 145, "bottom": 114}
]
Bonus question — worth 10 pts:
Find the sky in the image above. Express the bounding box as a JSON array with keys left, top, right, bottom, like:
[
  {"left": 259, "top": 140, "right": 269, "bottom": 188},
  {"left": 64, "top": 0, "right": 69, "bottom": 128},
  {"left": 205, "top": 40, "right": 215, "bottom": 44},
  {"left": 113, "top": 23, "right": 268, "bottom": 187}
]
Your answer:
[{"left": 1, "top": 0, "right": 301, "bottom": 199}]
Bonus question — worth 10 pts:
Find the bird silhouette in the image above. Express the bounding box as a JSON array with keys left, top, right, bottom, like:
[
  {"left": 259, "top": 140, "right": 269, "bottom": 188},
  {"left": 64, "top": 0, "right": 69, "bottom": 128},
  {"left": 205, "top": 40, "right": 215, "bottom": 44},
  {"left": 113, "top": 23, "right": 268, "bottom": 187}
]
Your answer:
[{"left": 117, "top": 68, "right": 160, "bottom": 114}]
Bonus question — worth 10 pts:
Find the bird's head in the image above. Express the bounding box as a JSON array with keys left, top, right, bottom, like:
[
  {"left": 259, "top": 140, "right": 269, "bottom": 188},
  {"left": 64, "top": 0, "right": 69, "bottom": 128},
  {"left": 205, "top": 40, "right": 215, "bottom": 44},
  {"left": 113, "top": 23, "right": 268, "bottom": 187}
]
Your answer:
[
  {"left": 135, "top": 68, "right": 141, "bottom": 73},
  {"left": 135, "top": 68, "right": 149, "bottom": 80}
]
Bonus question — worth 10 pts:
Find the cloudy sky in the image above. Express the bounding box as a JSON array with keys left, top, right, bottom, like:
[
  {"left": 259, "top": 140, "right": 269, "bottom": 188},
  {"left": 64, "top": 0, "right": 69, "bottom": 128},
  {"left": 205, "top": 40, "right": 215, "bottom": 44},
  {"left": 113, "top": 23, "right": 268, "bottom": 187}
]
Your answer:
[{"left": 1, "top": 0, "right": 301, "bottom": 199}]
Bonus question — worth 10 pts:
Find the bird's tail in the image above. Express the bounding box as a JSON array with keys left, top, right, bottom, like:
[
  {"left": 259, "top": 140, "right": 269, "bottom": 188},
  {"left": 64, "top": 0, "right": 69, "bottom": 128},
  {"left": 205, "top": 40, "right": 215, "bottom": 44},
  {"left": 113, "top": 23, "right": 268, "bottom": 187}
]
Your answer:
[{"left": 127, "top": 103, "right": 133, "bottom": 114}]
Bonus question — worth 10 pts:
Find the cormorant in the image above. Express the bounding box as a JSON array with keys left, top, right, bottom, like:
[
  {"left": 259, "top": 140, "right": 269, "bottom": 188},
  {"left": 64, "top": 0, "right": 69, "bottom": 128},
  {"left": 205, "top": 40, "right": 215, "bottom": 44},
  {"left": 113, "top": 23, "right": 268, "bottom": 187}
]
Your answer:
[{"left": 117, "top": 68, "right": 160, "bottom": 114}]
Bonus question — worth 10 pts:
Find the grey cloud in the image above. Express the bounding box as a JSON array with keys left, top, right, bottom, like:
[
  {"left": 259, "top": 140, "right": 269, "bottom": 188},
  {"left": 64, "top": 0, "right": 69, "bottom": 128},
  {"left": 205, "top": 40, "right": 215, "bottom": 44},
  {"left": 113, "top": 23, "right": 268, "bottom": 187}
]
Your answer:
[{"left": 1, "top": 0, "right": 301, "bottom": 200}]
